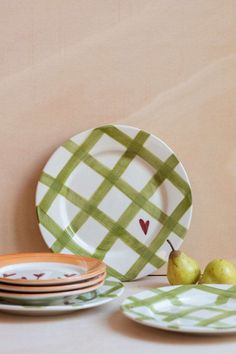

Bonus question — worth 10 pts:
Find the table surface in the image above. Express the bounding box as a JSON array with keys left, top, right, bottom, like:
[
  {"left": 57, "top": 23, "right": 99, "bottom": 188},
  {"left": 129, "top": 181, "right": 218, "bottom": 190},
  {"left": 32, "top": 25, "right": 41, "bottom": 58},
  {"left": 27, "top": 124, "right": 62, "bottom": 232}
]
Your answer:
[{"left": 1, "top": 275, "right": 236, "bottom": 354}]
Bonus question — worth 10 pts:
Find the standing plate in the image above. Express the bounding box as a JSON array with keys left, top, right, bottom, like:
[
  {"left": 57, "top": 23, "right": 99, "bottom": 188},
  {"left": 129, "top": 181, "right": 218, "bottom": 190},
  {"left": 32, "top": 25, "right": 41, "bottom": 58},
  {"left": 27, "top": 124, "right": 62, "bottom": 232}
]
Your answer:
[
  {"left": 121, "top": 284, "right": 236, "bottom": 334},
  {"left": 36, "top": 125, "right": 192, "bottom": 281}
]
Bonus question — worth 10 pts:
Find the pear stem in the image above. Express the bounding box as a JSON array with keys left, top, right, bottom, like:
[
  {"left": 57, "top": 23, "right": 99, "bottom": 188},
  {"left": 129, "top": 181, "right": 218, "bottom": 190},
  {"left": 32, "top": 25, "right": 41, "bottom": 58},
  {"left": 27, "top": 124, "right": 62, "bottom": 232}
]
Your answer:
[{"left": 167, "top": 239, "right": 175, "bottom": 252}]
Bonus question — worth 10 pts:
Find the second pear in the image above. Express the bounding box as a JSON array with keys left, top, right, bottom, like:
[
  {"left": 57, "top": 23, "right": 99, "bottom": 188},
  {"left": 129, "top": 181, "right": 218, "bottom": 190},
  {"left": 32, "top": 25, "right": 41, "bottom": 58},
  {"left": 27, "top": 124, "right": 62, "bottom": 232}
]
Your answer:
[{"left": 167, "top": 240, "right": 201, "bottom": 285}]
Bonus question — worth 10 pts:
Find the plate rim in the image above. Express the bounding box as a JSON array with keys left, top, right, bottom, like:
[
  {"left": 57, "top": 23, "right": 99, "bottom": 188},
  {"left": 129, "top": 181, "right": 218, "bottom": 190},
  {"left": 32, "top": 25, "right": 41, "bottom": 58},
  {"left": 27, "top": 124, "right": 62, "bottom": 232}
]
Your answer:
[
  {"left": 121, "top": 284, "right": 236, "bottom": 334},
  {"left": 0, "top": 279, "right": 105, "bottom": 301},
  {"left": 0, "top": 272, "right": 106, "bottom": 293},
  {"left": 0, "top": 253, "right": 106, "bottom": 285},
  {"left": 36, "top": 124, "right": 193, "bottom": 281},
  {"left": 0, "top": 278, "right": 124, "bottom": 314}
]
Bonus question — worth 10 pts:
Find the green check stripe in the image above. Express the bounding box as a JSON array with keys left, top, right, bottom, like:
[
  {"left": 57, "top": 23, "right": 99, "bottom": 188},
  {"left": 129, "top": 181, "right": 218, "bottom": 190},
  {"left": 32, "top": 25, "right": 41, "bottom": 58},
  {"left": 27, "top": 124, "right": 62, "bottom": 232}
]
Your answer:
[
  {"left": 39, "top": 129, "right": 103, "bottom": 213},
  {"left": 63, "top": 140, "right": 186, "bottom": 238},
  {"left": 52, "top": 130, "right": 149, "bottom": 251},
  {"left": 196, "top": 311, "right": 236, "bottom": 327},
  {"left": 125, "top": 308, "right": 155, "bottom": 321},
  {"left": 38, "top": 173, "right": 165, "bottom": 268},
  {"left": 122, "top": 285, "right": 236, "bottom": 331},
  {"left": 154, "top": 307, "right": 229, "bottom": 319},
  {"left": 98, "top": 283, "right": 124, "bottom": 298},
  {"left": 197, "top": 285, "right": 236, "bottom": 301},
  {"left": 37, "top": 125, "right": 192, "bottom": 280},
  {"left": 37, "top": 207, "right": 125, "bottom": 280},
  {"left": 163, "top": 306, "right": 229, "bottom": 322},
  {"left": 124, "top": 192, "right": 191, "bottom": 279},
  {"left": 215, "top": 285, "right": 236, "bottom": 305},
  {"left": 123, "top": 286, "right": 192, "bottom": 309},
  {"left": 100, "top": 126, "right": 191, "bottom": 195},
  {"left": 93, "top": 154, "right": 181, "bottom": 261}
]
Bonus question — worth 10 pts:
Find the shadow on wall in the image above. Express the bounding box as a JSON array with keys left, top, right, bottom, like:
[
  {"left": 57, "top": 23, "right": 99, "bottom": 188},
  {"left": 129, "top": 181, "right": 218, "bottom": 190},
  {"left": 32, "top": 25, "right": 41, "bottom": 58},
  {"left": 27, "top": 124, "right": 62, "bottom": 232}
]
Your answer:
[{"left": 13, "top": 155, "right": 50, "bottom": 253}]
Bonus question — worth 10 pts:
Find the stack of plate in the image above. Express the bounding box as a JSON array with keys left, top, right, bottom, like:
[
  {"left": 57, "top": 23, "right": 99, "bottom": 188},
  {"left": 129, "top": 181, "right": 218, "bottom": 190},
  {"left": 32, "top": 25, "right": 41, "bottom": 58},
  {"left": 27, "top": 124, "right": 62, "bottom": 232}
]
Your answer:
[{"left": 0, "top": 253, "right": 106, "bottom": 306}]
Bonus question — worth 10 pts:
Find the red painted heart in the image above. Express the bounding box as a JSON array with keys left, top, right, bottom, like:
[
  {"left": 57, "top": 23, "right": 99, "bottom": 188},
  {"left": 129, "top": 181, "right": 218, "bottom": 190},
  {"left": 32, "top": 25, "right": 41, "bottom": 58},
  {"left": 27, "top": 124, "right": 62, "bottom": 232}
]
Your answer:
[{"left": 139, "top": 219, "right": 150, "bottom": 235}]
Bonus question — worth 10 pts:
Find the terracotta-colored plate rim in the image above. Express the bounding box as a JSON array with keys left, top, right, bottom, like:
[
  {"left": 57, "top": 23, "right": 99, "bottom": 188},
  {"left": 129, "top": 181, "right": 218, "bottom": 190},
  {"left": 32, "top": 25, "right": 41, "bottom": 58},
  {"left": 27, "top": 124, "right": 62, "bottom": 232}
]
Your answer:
[
  {"left": 0, "top": 272, "right": 106, "bottom": 293},
  {"left": 0, "top": 279, "right": 105, "bottom": 300},
  {"left": 0, "top": 253, "right": 106, "bottom": 285}
]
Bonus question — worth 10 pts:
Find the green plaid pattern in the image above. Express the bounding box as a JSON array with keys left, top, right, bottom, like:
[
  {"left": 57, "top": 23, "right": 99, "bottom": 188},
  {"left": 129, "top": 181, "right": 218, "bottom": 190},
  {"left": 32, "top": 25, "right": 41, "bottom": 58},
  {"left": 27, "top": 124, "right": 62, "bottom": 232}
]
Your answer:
[
  {"left": 36, "top": 125, "right": 192, "bottom": 281},
  {"left": 122, "top": 284, "right": 236, "bottom": 333}
]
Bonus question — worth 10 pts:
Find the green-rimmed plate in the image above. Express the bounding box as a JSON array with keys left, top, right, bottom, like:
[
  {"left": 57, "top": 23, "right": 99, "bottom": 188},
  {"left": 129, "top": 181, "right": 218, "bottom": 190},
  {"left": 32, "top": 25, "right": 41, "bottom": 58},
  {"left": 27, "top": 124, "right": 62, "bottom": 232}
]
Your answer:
[
  {"left": 0, "top": 277, "right": 123, "bottom": 316},
  {"left": 121, "top": 284, "right": 236, "bottom": 334},
  {"left": 36, "top": 125, "right": 192, "bottom": 281}
]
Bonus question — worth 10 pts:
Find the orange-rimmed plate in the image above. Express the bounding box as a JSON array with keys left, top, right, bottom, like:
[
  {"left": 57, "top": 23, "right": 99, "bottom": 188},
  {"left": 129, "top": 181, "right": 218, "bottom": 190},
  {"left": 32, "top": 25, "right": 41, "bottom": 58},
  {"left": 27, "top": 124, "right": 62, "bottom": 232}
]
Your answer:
[
  {"left": 0, "top": 279, "right": 105, "bottom": 306},
  {"left": 0, "top": 272, "right": 106, "bottom": 293},
  {"left": 0, "top": 253, "right": 106, "bottom": 285}
]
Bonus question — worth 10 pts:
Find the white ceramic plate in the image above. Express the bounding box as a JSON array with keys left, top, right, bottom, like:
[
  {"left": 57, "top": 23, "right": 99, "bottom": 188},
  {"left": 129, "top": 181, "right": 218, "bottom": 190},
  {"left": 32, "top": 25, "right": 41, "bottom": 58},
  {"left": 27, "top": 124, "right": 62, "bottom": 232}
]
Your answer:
[
  {"left": 0, "top": 279, "right": 104, "bottom": 305},
  {"left": 0, "top": 273, "right": 106, "bottom": 293},
  {"left": 0, "top": 253, "right": 105, "bottom": 285},
  {"left": 121, "top": 284, "right": 236, "bottom": 334},
  {"left": 0, "top": 278, "right": 124, "bottom": 316},
  {"left": 36, "top": 125, "right": 192, "bottom": 281}
]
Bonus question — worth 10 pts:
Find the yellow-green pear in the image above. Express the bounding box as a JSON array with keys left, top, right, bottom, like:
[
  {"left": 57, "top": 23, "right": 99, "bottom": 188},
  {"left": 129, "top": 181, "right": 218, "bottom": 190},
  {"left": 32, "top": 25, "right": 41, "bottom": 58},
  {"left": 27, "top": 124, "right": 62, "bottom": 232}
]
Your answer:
[
  {"left": 199, "top": 259, "right": 236, "bottom": 284},
  {"left": 167, "top": 240, "right": 201, "bottom": 285}
]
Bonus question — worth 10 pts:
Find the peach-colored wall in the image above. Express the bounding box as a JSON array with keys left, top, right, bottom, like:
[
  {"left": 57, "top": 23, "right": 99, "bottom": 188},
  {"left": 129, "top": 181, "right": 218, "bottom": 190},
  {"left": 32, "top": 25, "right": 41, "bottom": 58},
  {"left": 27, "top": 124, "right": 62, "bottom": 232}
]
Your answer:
[{"left": 1, "top": 0, "right": 236, "bottom": 273}]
